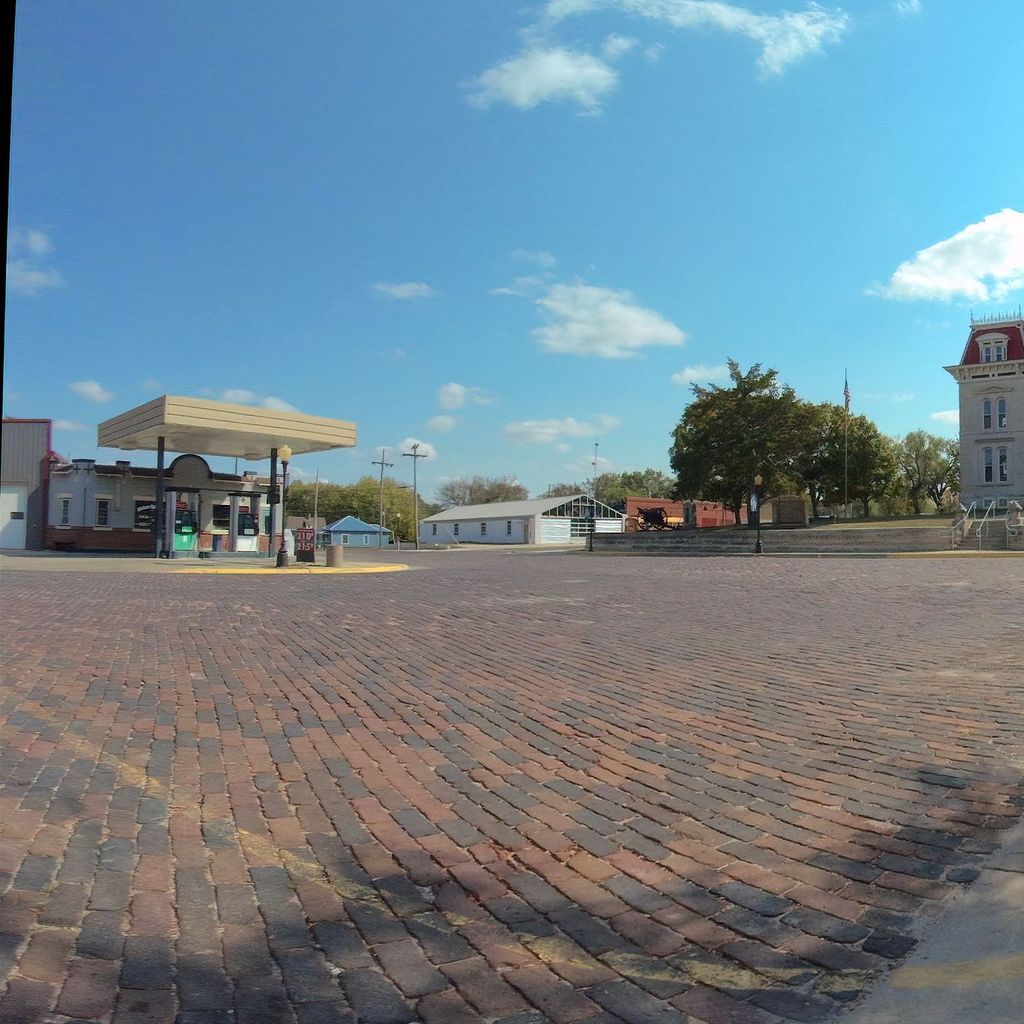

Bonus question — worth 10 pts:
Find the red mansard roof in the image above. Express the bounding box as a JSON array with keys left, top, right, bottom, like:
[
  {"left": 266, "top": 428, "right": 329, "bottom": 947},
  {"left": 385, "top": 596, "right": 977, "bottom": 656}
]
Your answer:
[{"left": 958, "top": 320, "right": 1024, "bottom": 365}]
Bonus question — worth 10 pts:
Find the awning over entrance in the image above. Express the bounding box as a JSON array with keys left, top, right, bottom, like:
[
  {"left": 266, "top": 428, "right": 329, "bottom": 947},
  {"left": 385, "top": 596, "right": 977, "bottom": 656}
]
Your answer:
[{"left": 97, "top": 396, "right": 356, "bottom": 459}]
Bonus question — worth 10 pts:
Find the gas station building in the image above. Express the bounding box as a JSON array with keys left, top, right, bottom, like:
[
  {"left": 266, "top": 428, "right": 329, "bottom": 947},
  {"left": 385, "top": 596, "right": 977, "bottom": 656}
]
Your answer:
[{"left": 47, "top": 395, "right": 356, "bottom": 556}]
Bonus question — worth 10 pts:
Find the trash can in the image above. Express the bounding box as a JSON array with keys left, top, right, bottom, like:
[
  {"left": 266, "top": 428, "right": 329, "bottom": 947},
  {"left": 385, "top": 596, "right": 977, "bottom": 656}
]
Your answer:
[
  {"left": 212, "top": 535, "right": 222, "bottom": 552},
  {"left": 326, "top": 544, "right": 344, "bottom": 567}
]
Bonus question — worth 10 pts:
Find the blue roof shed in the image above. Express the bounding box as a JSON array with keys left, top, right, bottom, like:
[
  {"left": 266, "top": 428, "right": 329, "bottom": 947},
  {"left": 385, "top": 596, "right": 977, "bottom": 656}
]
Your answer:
[{"left": 323, "top": 515, "right": 393, "bottom": 546}]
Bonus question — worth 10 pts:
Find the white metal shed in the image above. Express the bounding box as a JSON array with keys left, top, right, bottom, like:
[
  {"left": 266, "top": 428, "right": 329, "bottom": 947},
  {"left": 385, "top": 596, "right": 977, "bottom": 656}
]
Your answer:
[{"left": 419, "top": 494, "right": 625, "bottom": 545}]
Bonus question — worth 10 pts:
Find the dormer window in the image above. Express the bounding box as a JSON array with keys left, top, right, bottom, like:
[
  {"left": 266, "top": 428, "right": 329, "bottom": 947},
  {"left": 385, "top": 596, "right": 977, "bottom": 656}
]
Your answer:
[{"left": 978, "top": 333, "right": 1008, "bottom": 363}]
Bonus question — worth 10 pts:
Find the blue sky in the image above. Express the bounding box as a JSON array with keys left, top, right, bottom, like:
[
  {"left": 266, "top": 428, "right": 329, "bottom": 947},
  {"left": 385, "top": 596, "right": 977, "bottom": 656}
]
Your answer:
[{"left": 6, "top": 1, "right": 1024, "bottom": 496}]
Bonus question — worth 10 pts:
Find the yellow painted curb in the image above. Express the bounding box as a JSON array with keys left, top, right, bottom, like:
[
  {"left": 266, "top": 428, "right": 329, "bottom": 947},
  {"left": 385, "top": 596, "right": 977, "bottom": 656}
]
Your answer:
[
  {"left": 173, "top": 564, "right": 410, "bottom": 575},
  {"left": 889, "top": 550, "right": 1024, "bottom": 559},
  {"left": 892, "top": 952, "right": 1024, "bottom": 989}
]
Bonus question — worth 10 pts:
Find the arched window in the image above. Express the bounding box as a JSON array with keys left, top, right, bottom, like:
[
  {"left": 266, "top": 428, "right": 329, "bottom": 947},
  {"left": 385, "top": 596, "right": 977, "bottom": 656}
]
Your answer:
[
  {"left": 997, "top": 398, "right": 1007, "bottom": 429},
  {"left": 983, "top": 399, "right": 992, "bottom": 430},
  {"left": 998, "top": 447, "right": 1008, "bottom": 482},
  {"left": 984, "top": 447, "right": 993, "bottom": 483}
]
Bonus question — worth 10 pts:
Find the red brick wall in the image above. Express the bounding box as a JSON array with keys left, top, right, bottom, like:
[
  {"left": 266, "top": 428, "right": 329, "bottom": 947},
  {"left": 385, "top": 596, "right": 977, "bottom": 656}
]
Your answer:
[{"left": 47, "top": 527, "right": 155, "bottom": 552}]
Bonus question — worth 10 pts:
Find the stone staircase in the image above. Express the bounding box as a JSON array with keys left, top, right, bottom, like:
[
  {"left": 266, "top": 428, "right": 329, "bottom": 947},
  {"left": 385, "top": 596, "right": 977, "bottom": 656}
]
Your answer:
[
  {"left": 961, "top": 518, "right": 1010, "bottom": 551},
  {"left": 592, "top": 525, "right": 953, "bottom": 556}
]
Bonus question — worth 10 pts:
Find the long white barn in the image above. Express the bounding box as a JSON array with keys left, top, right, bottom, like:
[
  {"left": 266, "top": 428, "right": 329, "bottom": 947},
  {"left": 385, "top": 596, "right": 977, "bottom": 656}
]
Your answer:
[{"left": 419, "top": 494, "right": 625, "bottom": 545}]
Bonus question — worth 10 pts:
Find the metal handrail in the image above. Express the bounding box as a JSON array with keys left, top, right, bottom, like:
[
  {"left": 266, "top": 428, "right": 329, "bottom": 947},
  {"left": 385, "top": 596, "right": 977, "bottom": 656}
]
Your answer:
[
  {"left": 975, "top": 501, "right": 997, "bottom": 550},
  {"left": 951, "top": 502, "right": 975, "bottom": 549}
]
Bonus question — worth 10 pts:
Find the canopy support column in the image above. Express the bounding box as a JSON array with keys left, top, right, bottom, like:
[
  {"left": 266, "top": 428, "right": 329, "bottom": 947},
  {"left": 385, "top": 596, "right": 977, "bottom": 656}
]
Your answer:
[
  {"left": 154, "top": 436, "right": 165, "bottom": 558},
  {"left": 268, "top": 448, "right": 278, "bottom": 558}
]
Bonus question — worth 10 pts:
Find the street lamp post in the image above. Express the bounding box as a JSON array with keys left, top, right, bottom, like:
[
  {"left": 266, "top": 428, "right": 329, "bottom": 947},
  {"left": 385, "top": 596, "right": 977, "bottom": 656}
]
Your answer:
[
  {"left": 276, "top": 444, "right": 293, "bottom": 568},
  {"left": 751, "top": 473, "right": 764, "bottom": 554}
]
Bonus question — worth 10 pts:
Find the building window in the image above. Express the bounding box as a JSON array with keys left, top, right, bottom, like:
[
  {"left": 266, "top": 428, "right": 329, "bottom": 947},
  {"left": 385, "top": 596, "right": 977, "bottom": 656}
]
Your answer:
[
  {"left": 999, "top": 447, "right": 1008, "bottom": 482},
  {"left": 997, "top": 399, "right": 1007, "bottom": 429},
  {"left": 58, "top": 496, "right": 71, "bottom": 526},
  {"left": 984, "top": 447, "right": 993, "bottom": 483},
  {"left": 506, "top": 520, "right": 512, "bottom": 535},
  {"left": 453, "top": 523, "right": 459, "bottom": 536},
  {"left": 480, "top": 522, "right": 487, "bottom": 536},
  {"left": 983, "top": 399, "right": 992, "bottom": 430},
  {"left": 431, "top": 523, "right": 437, "bottom": 536},
  {"left": 341, "top": 533, "right": 349, "bottom": 544},
  {"left": 363, "top": 535, "right": 369, "bottom": 545},
  {"left": 96, "top": 498, "right": 111, "bottom": 527},
  {"left": 212, "top": 504, "right": 230, "bottom": 531}
]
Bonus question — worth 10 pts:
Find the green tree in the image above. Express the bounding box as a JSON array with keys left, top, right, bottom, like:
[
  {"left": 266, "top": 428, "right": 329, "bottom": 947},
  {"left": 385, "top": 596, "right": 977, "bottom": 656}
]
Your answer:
[
  {"left": 790, "top": 402, "right": 842, "bottom": 519},
  {"left": 436, "top": 475, "right": 528, "bottom": 507},
  {"left": 927, "top": 439, "right": 959, "bottom": 511},
  {"left": 842, "top": 417, "right": 900, "bottom": 517},
  {"left": 669, "top": 361, "right": 804, "bottom": 523},
  {"left": 896, "top": 430, "right": 955, "bottom": 514},
  {"left": 619, "top": 469, "right": 675, "bottom": 498},
  {"left": 539, "top": 482, "right": 585, "bottom": 498}
]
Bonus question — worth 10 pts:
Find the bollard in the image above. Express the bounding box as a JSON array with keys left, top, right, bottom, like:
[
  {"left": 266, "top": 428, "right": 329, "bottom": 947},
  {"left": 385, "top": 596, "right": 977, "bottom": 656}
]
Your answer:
[{"left": 326, "top": 545, "right": 344, "bottom": 567}]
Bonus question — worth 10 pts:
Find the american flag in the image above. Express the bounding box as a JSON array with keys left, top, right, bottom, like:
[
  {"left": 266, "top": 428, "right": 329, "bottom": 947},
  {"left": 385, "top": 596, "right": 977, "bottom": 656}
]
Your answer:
[{"left": 844, "top": 371, "right": 851, "bottom": 413}]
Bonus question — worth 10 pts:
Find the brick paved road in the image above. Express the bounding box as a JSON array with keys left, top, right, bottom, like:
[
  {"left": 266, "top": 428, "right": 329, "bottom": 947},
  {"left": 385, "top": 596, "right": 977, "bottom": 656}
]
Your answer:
[{"left": 2, "top": 553, "right": 1022, "bottom": 1024}]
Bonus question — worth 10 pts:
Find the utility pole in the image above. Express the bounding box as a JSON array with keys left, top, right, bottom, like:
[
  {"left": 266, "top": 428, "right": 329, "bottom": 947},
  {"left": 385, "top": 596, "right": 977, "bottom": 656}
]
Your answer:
[
  {"left": 402, "top": 443, "right": 427, "bottom": 550},
  {"left": 592, "top": 441, "right": 600, "bottom": 501},
  {"left": 372, "top": 448, "right": 394, "bottom": 549}
]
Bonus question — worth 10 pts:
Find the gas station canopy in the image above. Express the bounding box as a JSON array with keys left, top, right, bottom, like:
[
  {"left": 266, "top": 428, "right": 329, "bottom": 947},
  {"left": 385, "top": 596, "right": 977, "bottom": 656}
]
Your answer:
[{"left": 97, "top": 395, "right": 357, "bottom": 460}]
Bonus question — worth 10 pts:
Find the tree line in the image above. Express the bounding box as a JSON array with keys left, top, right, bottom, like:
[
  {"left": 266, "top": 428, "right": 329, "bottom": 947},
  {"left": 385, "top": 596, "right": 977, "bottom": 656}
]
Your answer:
[
  {"left": 286, "top": 477, "right": 440, "bottom": 541},
  {"left": 670, "top": 361, "right": 959, "bottom": 522}
]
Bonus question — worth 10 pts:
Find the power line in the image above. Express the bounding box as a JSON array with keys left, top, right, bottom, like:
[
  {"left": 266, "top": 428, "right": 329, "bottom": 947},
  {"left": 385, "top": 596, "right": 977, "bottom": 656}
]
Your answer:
[
  {"left": 402, "top": 443, "right": 427, "bottom": 550},
  {"left": 372, "top": 449, "right": 394, "bottom": 549}
]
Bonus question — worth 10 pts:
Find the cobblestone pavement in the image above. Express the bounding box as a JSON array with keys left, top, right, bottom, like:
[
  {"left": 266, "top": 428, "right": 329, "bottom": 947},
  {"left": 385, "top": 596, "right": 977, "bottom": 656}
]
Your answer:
[{"left": 2, "top": 553, "right": 1023, "bottom": 1024}]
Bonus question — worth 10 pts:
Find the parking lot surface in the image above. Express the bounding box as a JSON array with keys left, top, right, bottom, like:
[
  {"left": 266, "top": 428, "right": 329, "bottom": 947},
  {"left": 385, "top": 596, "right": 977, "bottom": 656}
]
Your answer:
[{"left": 2, "top": 552, "right": 1022, "bottom": 1024}]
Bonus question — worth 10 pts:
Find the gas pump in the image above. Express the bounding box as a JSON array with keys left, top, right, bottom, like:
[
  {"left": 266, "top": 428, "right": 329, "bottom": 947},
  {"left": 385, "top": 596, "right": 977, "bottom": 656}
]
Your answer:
[
  {"left": 174, "top": 505, "right": 199, "bottom": 554},
  {"left": 235, "top": 507, "right": 259, "bottom": 552}
]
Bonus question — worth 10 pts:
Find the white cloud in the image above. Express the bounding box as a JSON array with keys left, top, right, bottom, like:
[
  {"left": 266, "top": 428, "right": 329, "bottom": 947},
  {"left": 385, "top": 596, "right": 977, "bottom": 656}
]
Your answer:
[
  {"left": 644, "top": 43, "right": 666, "bottom": 61},
  {"left": 468, "top": 47, "right": 619, "bottom": 112},
  {"left": 219, "top": 389, "right": 297, "bottom": 411},
  {"left": 872, "top": 209, "right": 1024, "bottom": 302},
  {"left": 861, "top": 391, "right": 916, "bottom": 403},
  {"left": 11, "top": 227, "right": 53, "bottom": 257},
  {"left": 893, "top": 0, "right": 921, "bottom": 14},
  {"left": 7, "top": 264, "right": 64, "bottom": 295},
  {"left": 54, "top": 419, "right": 88, "bottom": 431},
  {"left": 8, "top": 228, "right": 60, "bottom": 289},
  {"left": 513, "top": 249, "right": 557, "bottom": 268},
  {"left": 395, "top": 437, "right": 438, "bottom": 460},
  {"left": 437, "top": 383, "right": 493, "bottom": 410},
  {"left": 504, "top": 414, "right": 620, "bottom": 444},
  {"left": 567, "top": 454, "right": 614, "bottom": 474},
  {"left": 7, "top": 228, "right": 63, "bottom": 296},
  {"left": 930, "top": 410, "right": 959, "bottom": 425},
  {"left": 546, "top": 0, "right": 849, "bottom": 76},
  {"left": 372, "top": 281, "right": 436, "bottom": 300},
  {"left": 603, "top": 33, "right": 638, "bottom": 58},
  {"left": 671, "top": 363, "right": 730, "bottom": 386},
  {"left": 142, "top": 378, "right": 163, "bottom": 392},
  {"left": 491, "top": 274, "right": 553, "bottom": 297},
  {"left": 533, "top": 281, "right": 684, "bottom": 357},
  {"left": 70, "top": 380, "right": 114, "bottom": 403},
  {"left": 427, "top": 415, "right": 457, "bottom": 432},
  {"left": 556, "top": 442, "right": 572, "bottom": 452}
]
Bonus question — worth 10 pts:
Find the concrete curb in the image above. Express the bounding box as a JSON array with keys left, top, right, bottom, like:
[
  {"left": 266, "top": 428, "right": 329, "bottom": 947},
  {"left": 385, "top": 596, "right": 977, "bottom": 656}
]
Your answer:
[{"left": 844, "top": 818, "right": 1024, "bottom": 1023}]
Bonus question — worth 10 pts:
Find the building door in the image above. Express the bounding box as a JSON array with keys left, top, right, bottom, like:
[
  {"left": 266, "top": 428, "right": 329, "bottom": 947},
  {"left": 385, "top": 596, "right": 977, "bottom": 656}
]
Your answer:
[{"left": 0, "top": 484, "right": 29, "bottom": 549}]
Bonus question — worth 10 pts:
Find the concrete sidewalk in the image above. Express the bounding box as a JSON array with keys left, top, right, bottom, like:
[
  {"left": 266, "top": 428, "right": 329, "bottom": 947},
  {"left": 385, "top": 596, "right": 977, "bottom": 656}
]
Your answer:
[{"left": 847, "top": 818, "right": 1024, "bottom": 1024}]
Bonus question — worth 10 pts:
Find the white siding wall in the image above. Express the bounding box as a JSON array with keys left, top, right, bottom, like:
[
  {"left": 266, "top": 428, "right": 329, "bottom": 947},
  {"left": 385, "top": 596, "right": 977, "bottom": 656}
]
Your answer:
[
  {"left": 594, "top": 517, "right": 625, "bottom": 534},
  {"left": 421, "top": 516, "right": 531, "bottom": 544},
  {"left": 539, "top": 517, "right": 571, "bottom": 543}
]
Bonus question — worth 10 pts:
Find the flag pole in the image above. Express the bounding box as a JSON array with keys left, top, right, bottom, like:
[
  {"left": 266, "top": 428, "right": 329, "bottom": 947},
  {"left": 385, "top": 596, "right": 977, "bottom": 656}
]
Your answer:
[{"left": 844, "top": 370, "right": 850, "bottom": 519}]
